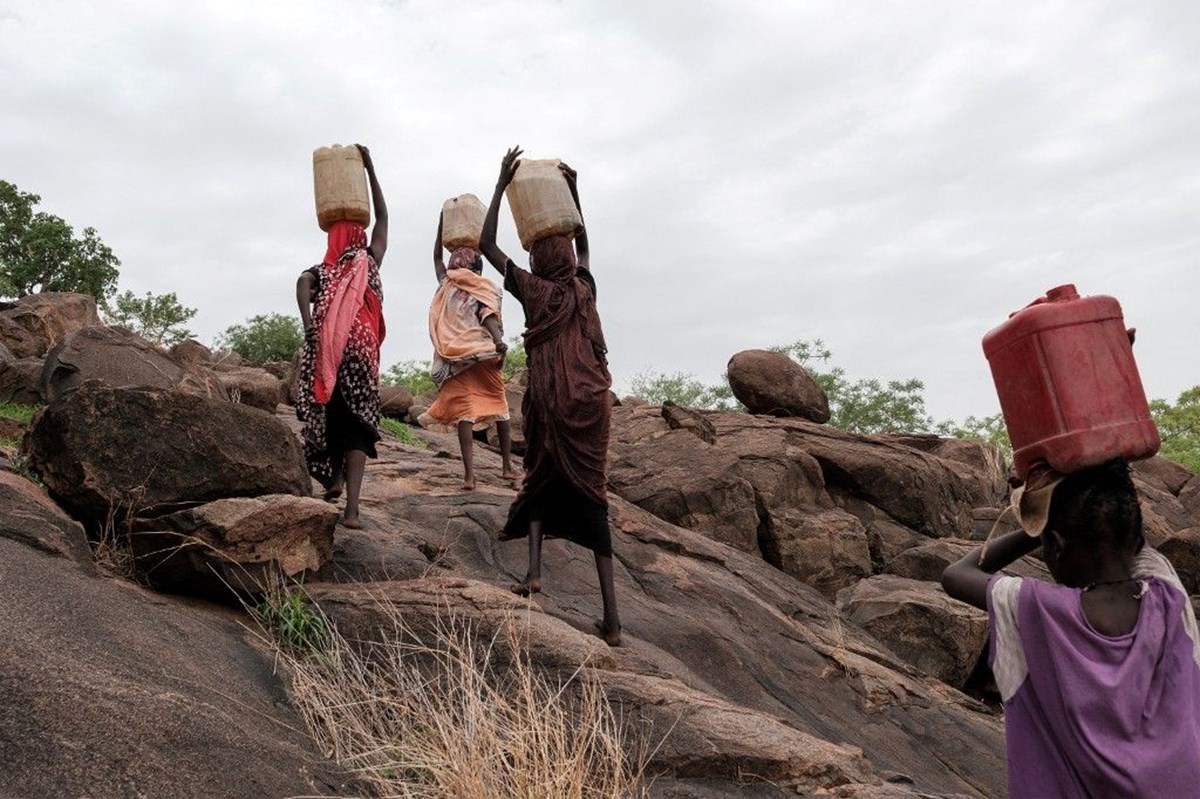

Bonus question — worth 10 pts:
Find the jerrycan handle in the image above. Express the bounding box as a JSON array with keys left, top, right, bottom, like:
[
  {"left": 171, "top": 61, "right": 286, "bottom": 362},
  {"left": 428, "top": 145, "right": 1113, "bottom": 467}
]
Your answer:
[{"left": 1008, "top": 283, "right": 1079, "bottom": 318}]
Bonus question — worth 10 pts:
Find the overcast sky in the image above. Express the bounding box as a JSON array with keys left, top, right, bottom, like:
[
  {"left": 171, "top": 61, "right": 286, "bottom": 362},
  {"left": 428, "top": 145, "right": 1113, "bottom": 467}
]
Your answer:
[{"left": 2, "top": 0, "right": 1197, "bottom": 421}]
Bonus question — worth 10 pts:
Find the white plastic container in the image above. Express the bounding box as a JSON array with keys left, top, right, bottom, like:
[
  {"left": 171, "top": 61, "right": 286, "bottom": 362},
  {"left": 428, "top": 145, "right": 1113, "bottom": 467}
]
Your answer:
[
  {"left": 441, "top": 194, "right": 486, "bottom": 250},
  {"left": 313, "top": 145, "right": 371, "bottom": 232},
  {"left": 504, "top": 159, "right": 582, "bottom": 251}
]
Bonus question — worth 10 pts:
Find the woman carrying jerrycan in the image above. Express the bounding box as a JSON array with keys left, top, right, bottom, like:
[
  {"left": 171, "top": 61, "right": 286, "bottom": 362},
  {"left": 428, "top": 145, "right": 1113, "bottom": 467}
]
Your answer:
[
  {"left": 478, "top": 146, "right": 621, "bottom": 647},
  {"left": 943, "top": 284, "right": 1200, "bottom": 796}
]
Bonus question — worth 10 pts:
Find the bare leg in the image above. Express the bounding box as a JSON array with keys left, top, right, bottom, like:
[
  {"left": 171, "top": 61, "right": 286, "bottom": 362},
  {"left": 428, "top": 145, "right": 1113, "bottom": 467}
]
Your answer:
[
  {"left": 497, "top": 420, "right": 516, "bottom": 480},
  {"left": 457, "top": 421, "right": 476, "bottom": 490},
  {"left": 342, "top": 449, "right": 367, "bottom": 529},
  {"left": 323, "top": 462, "right": 345, "bottom": 502},
  {"left": 594, "top": 553, "right": 621, "bottom": 646},
  {"left": 512, "top": 520, "right": 543, "bottom": 596}
]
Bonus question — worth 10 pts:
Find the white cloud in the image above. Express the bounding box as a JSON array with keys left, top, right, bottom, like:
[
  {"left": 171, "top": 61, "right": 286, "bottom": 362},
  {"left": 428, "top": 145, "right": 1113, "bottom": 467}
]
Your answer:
[{"left": 2, "top": 0, "right": 1197, "bottom": 421}]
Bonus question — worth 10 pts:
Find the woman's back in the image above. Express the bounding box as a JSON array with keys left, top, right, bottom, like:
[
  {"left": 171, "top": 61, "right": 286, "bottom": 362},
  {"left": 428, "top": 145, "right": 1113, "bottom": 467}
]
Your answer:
[{"left": 990, "top": 549, "right": 1200, "bottom": 797}]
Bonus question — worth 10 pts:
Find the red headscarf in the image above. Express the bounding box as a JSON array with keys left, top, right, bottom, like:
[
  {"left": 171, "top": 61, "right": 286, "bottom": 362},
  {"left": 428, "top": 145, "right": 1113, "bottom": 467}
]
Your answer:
[
  {"left": 324, "top": 220, "right": 368, "bottom": 267},
  {"left": 311, "top": 220, "right": 380, "bottom": 404}
]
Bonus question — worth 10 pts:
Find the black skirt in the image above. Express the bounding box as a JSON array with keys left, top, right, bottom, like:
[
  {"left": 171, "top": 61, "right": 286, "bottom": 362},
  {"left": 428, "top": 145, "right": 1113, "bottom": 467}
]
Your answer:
[
  {"left": 325, "top": 384, "right": 379, "bottom": 459},
  {"left": 504, "top": 473, "right": 612, "bottom": 557}
]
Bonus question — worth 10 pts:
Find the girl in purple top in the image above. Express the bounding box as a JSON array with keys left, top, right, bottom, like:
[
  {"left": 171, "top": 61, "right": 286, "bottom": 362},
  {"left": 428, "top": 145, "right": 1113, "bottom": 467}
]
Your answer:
[{"left": 943, "top": 460, "right": 1200, "bottom": 798}]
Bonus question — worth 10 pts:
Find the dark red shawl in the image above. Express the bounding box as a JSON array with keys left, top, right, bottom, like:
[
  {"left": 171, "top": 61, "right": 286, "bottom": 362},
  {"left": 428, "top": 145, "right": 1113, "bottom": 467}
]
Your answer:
[{"left": 501, "top": 235, "right": 611, "bottom": 540}]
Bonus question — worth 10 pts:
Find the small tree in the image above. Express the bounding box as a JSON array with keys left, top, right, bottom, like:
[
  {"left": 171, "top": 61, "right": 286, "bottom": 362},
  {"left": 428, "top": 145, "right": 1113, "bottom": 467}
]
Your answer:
[
  {"left": 382, "top": 360, "right": 437, "bottom": 397},
  {"left": 770, "top": 339, "right": 938, "bottom": 434},
  {"left": 1151, "top": 387, "right": 1200, "bottom": 473},
  {"left": 216, "top": 313, "right": 304, "bottom": 364},
  {"left": 501, "top": 337, "right": 527, "bottom": 382},
  {"left": 106, "top": 290, "right": 197, "bottom": 346},
  {"left": 936, "top": 412, "right": 1012, "bottom": 459},
  {"left": 0, "top": 180, "right": 120, "bottom": 300},
  {"left": 629, "top": 370, "right": 741, "bottom": 411}
]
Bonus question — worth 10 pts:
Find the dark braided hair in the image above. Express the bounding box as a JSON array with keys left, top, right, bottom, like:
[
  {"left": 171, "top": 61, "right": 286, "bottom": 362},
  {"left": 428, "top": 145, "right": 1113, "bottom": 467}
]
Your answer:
[{"left": 1045, "top": 459, "right": 1144, "bottom": 554}]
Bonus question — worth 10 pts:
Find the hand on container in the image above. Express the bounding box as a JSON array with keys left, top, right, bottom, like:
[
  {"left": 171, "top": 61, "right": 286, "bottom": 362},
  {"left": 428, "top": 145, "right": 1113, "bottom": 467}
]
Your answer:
[
  {"left": 497, "top": 146, "right": 523, "bottom": 189},
  {"left": 355, "top": 144, "right": 373, "bottom": 168},
  {"left": 558, "top": 162, "right": 578, "bottom": 188}
]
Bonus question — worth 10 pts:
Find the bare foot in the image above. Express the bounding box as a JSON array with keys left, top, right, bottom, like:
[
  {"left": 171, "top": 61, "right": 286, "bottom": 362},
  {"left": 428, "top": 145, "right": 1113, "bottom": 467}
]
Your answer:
[
  {"left": 461, "top": 478, "right": 476, "bottom": 491},
  {"left": 341, "top": 515, "right": 363, "bottom": 530},
  {"left": 323, "top": 486, "right": 343, "bottom": 503},
  {"left": 510, "top": 578, "right": 542, "bottom": 597},
  {"left": 593, "top": 619, "right": 622, "bottom": 647}
]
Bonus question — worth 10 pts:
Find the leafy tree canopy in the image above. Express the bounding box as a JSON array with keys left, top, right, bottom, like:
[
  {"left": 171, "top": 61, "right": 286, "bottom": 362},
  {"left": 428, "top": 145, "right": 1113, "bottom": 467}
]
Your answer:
[
  {"left": 106, "top": 290, "right": 197, "bottom": 346},
  {"left": 628, "top": 370, "right": 741, "bottom": 411},
  {"left": 0, "top": 180, "right": 119, "bottom": 300},
  {"left": 1151, "top": 387, "right": 1200, "bottom": 474},
  {"left": 216, "top": 312, "right": 304, "bottom": 364}
]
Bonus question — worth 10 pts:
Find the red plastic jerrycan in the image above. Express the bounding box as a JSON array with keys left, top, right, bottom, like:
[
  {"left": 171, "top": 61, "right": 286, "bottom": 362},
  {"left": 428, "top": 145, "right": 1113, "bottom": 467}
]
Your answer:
[{"left": 982, "top": 284, "right": 1159, "bottom": 481}]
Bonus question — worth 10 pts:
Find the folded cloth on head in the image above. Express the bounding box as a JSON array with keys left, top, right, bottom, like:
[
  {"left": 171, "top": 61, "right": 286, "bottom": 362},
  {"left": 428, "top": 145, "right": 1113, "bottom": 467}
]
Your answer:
[{"left": 1010, "top": 465, "right": 1067, "bottom": 536}]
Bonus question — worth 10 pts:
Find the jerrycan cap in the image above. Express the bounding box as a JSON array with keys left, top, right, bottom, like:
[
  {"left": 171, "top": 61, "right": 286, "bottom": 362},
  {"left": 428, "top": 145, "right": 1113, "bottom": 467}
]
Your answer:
[
  {"left": 1010, "top": 283, "right": 1080, "bottom": 317},
  {"left": 1045, "top": 284, "right": 1079, "bottom": 302}
]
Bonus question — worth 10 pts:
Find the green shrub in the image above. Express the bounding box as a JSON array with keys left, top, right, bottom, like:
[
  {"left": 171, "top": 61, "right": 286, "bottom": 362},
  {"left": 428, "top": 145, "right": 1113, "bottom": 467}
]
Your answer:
[
  {"left": 380, "top": 417, "right": 428, "bottom": 449},
  {"left": 253, "top": 587, "right": 329, "bottom": 654},
  {"left": 0, "top": 401, "right": 37, "bottom": 424},
  {"left": 216, "top": 313, "right": 304, "bottom": 365}
]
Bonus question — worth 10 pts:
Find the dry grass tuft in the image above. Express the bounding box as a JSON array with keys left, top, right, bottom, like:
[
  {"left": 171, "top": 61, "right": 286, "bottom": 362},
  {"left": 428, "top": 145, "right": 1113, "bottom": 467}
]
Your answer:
[{"left": 269, "top": 599, "right": 651, "bottom": 798}]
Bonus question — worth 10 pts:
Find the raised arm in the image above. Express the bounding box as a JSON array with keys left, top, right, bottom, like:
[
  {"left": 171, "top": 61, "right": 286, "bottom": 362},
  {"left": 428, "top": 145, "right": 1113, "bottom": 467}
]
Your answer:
[
  {"left": 479, "top": 145, "right": 523, "bottom": 276},
  {"left": 941, "top": 529, "right": 1042, "bottom": 610},
  {"left": 433, "top": 211, "right": 447, "bottom": 284},
  {"left": 358, "top": 144, "right": 388, "bottom": 265},
  {"left": 559, "top": 162, "right": 588, "bottom": 271}
]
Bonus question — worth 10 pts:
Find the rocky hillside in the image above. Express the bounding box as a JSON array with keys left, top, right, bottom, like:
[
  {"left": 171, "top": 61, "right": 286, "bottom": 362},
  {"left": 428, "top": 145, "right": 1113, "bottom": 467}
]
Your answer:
[{"left": 3, "top": 293, "right": 1199, "bottom": 798}]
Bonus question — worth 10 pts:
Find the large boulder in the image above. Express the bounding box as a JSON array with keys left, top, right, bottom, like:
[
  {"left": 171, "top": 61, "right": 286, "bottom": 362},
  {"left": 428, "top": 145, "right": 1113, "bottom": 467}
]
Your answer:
[
  {"left": 0, "top": 536, "right": 348, "bottom": 798},
  {"left": 0, "top": 315, "right": 42, "bottom": 359},
  {"left": 879, "top": 433, "right": 1008, "bottom": 512},
  {"left": 608, "top": 407, "right": 761, "bottom": 552},
  {"left": 885, "top": 537, "right": 1050, "bottom": 583},
  {"left": 1158, "top": 528, "right": 1200, "bottom": 594},
  {"left": 380, "top": 385, "right": 414, "bottom": 420},
  {"left": 210, "top": 349, "right": 245, "bottom": 370},
  {"left": 131, "top": 494, "right": 336, "bottom": 597},
  {"left": 0, "top": 471, "right": 94, "bottom": 573},
  {"left": 40, "top": 326, "right": 227, "bottom": 402},
  {"left": 837, "top": 575, "right": 988, "bottom": 687},
  {"left": 217, "top": 365, "right": 286, "bottom": 412},
  {"left": 0, "top": 292, "right": 99, "bottom": 357},
  {"left": 609, "top": 407, "right": 1001, "bottom": 579},
  {"left": 168, "top": 338, "right": 213, "bottom": 365},
  {"left": 24, "top": 382, "right": 310, "bottom": 523},
  {"left": 748, "top": 417, "right": 1001, "bottom": 538},
  {"left": 762, "top": 507, "right": 873, "bottom": 598},
  {"left": 0, "top": 356, "right": 44, "bottom": 404},
  {"left": 726, "top": 349, "right": 830, "bottom": 422},
  {"left": 1133, "top": 456, "right": 1195, "bottom": 497}
]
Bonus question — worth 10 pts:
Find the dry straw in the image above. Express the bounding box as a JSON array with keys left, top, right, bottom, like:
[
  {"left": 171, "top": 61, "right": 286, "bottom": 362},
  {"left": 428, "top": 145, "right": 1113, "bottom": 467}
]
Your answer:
[{"left": 263, "top": 594, "right": 652, "bottom": 798}]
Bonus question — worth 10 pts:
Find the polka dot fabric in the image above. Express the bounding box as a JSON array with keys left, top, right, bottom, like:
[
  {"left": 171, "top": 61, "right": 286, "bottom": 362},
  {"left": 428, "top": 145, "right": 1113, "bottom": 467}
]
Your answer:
[{"left": 296, "top": 246, "right": 384, "bottom": 486}]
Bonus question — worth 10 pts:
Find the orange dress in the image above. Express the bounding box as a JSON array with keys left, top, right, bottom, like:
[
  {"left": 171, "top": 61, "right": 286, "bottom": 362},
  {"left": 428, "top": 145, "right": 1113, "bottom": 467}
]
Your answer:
[
  {"left": 427, "top": 359, "right": 509, "bottom": 428},
  {"left": 425, "top": 259, "right": 510, "bottom": 429}
]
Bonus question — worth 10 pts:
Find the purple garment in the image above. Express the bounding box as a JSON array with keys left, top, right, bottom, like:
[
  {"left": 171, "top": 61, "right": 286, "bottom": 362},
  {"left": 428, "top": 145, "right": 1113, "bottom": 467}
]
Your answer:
[{"left": 988, "top": 571, "right": 1200, "bottom": 798}]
